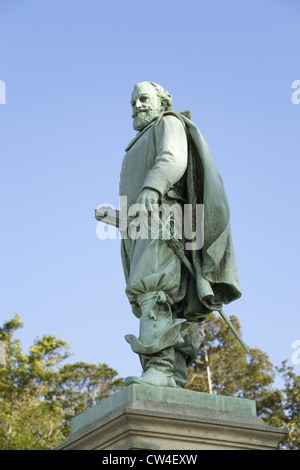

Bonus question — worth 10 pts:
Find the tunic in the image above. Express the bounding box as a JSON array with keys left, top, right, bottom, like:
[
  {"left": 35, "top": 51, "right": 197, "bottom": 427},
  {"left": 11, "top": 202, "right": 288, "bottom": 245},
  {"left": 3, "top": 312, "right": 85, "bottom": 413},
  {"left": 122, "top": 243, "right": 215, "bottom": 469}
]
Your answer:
[{"left": 119, "top": 114, "right": 189, "bottom": 315}]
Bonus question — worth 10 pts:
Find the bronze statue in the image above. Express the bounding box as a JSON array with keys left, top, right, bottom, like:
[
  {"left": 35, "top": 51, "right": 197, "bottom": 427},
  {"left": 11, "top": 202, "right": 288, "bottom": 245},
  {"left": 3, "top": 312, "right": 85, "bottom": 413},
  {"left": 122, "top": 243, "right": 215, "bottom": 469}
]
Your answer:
[{"left": 96, "top": 81, "right": 242, "bottom": 388}]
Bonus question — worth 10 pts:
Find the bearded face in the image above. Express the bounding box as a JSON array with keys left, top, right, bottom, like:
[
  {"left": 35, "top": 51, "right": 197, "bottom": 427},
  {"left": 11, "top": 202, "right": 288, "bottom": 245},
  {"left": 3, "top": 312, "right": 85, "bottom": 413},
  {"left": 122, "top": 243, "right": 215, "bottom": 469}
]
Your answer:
[{"left": 131, "top": 83, "right": 163, "bottom": 131}]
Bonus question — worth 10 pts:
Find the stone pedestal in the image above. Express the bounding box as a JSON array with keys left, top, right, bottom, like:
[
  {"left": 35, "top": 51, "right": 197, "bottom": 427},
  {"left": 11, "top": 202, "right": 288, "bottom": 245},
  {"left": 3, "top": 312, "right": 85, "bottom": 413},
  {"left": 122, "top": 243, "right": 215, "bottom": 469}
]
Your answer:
[{"left": 56, "top": 385, "right": 286, "bottom": 450}]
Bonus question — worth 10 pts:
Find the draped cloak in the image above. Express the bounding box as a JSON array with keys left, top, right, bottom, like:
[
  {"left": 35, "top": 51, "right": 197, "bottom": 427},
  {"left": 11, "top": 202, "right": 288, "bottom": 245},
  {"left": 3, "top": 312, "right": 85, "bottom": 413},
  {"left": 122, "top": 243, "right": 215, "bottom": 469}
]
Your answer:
[
  {"left": 120, "top": 110, "right": 241, "bottom": 322},
  {"left": 171, "top": 111, "right": 242, "bottom": 317}
]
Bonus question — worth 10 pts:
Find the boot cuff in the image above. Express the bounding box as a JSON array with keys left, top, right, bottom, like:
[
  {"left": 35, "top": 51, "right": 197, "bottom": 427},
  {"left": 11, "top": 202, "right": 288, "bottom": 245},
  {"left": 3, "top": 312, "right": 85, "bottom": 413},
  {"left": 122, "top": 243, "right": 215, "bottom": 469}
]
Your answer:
[{"left": 125, "top": 318, "right": 186, "bottom": 355}]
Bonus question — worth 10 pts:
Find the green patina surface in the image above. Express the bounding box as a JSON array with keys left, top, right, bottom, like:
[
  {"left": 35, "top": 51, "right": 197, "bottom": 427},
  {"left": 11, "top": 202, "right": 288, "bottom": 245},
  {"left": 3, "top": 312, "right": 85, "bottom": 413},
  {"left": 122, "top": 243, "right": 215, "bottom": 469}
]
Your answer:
[{"left": 70, "top": 384, "right": 257, "bottom": 434}]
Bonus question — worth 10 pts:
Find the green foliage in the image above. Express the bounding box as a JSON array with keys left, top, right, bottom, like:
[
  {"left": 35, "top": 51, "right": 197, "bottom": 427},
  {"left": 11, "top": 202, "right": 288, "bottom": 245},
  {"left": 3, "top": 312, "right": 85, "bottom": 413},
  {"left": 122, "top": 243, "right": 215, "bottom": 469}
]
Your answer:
[
  {"left": 55, "top": 362, "right": 123, "bottom": 436},
  {"left": 1, "top": 313, "right": 299, "bottom": 450},
  {"left": 187, "top": 314, "right": 300, "bottom": 450},
  {"left": 0, "top": 315, "right": 123, "bottom": 450},
  {"left": 270, "top": 361, "right": 300, "bottom": 450},
  {"left": 187, "top": 315, "right": 276, "bottom": 415}
]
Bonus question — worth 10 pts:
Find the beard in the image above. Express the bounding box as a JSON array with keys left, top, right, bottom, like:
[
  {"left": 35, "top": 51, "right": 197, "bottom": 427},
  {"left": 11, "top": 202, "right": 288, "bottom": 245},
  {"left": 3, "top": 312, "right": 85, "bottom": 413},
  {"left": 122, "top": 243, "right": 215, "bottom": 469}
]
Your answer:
[{"left": 133, "top": 107, "right": 161, "bottom": 131}]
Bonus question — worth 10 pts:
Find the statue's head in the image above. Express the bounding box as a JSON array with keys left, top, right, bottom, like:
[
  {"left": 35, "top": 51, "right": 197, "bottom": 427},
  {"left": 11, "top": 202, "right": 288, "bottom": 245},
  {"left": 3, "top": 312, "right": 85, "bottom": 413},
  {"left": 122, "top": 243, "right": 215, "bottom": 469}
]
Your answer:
[{"left": 131, "top": 81, "right": 172, "bottom": 131}]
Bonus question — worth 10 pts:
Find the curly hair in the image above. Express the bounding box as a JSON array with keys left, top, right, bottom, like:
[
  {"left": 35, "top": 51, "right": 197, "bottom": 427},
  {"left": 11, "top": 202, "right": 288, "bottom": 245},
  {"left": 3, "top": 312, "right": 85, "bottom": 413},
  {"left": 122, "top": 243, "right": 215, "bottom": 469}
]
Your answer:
[{"left": 134, "top": 81, "right": 173, "bottom": 111}]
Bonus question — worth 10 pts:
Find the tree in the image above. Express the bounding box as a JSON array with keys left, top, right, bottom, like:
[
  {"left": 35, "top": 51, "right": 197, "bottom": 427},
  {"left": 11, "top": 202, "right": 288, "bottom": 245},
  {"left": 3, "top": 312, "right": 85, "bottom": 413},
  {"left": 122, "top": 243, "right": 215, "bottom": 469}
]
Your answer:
[
  {"left": 1, "top": 314, "right": 299, "bottom": 450},
  {"left": 54, "top": 362, "right": 123, "bottom": 437},
  {"left": 0, "top": 315, "right": 123, "bottom": 450},
  {"left": 186, "top": 314, "right": 300, "bottom": 449},
  {"left": 269, "top": 361, "right": 300, "bottom": 450},
  {"left": 187, "top": 314, "right": 279, "bottom": 417}
]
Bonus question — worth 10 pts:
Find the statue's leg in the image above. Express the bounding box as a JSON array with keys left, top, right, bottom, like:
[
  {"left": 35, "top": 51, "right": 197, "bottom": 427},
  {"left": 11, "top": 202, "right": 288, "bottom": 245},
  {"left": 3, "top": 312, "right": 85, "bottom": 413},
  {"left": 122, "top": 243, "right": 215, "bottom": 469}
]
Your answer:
[
  {"left": 173, "top": 350, "right": 189, "bottom": 388},
  {"left": 173, "top": 321, "right": 204, "bottom": 388},
  {"left": 136, "top": 347, "right": 177, "bottom": 387},
  {"left": 139, "top": 348, "right": 190, "bottom": 388},
  {"left": 121, "top": 232, "right": 201, "bottom": 388},
  {"left": 124, "top": 291, "right": 186, "bottom": 387}
]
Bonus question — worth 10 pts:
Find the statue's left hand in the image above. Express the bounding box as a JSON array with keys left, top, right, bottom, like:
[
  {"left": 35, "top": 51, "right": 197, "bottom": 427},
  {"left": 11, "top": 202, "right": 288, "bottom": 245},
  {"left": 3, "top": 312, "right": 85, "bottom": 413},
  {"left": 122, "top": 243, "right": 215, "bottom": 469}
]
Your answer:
[{"left": 135, "top": 188, "right": 160, "bottom": 212}]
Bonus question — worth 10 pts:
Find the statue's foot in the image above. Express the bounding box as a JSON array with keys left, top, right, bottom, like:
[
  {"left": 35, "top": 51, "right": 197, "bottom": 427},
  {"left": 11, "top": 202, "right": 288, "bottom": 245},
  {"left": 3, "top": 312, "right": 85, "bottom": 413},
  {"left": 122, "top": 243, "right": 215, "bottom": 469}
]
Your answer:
[{"left": 124, "top": 367, "right": 177, "bottom": 388}]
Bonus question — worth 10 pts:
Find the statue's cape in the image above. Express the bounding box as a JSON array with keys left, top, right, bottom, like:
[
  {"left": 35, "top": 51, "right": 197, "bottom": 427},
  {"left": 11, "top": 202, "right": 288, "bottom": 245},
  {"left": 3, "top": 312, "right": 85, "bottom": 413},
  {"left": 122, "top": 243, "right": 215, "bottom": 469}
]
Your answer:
[{"left": 161, "top": 111, "right": 241, "bottom": 317}]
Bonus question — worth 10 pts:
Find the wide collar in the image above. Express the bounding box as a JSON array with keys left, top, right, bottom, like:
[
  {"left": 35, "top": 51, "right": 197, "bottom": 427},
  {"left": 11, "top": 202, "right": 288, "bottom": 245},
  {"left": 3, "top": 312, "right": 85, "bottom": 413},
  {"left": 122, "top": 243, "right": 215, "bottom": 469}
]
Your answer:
[{"left": 124, "top": 110, "right": 191, "bottom": 152}]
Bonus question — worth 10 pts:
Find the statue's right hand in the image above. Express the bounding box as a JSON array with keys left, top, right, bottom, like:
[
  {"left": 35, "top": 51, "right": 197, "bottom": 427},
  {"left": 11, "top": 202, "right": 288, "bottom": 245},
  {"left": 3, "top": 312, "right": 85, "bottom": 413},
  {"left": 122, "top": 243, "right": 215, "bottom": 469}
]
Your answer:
[{"left": 135, "top": 188, "right": 160, "bottom": 213}]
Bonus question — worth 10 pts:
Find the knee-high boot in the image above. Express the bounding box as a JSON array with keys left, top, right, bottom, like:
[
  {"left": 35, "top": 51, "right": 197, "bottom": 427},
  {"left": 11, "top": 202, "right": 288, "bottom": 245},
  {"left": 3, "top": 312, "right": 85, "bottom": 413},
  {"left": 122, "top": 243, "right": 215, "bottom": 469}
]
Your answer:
[{"left": 124, "top": 291, "right": 186, "bottom": 387}]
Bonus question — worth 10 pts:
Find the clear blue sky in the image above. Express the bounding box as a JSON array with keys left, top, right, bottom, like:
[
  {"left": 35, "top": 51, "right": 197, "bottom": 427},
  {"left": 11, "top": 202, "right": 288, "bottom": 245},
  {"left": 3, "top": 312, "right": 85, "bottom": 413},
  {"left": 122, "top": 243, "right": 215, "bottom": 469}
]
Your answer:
[{"left": 0, "top": 0, "right": 299, "bottom": 384}]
